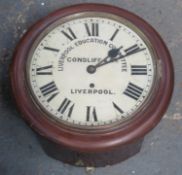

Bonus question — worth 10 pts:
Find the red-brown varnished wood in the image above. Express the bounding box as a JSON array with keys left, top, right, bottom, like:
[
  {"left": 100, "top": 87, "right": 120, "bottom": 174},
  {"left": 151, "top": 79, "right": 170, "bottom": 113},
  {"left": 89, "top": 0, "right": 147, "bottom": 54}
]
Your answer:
[{"left": 10, "top": 3, "right": 174, "bottom": 162}]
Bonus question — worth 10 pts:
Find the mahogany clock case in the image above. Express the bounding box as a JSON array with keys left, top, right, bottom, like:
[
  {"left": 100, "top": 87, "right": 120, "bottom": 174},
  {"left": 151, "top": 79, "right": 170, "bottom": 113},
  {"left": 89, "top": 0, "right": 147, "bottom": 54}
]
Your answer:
[{"left": 10, "top": 3, "right": 174, "bottom": 154}]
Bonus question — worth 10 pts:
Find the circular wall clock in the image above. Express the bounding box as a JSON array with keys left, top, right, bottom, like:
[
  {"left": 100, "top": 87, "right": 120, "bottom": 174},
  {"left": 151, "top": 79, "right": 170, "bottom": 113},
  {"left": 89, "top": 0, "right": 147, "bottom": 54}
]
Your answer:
[{"left": 10, "top": 3, "right": 174, "bottom": 166}]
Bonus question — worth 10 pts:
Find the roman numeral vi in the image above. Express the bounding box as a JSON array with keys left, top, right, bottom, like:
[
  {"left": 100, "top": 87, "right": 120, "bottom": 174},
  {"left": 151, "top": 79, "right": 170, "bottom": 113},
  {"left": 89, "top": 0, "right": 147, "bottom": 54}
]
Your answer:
[{"left": 86, "top": 106, "right": 98, "bottom": 122}]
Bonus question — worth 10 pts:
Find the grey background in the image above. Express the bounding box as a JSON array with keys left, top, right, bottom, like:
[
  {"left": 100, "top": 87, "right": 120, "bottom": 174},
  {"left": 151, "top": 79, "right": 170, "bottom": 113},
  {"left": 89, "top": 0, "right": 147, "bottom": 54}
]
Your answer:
[{"left": 0, "top": 0, "right": 182, "bottom": 175}]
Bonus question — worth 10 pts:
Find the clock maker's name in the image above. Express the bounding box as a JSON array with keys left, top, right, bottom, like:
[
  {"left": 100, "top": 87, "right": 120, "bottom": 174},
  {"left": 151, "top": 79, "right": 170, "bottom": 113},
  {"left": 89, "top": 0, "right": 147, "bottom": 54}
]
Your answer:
[{"left": 58, "top": 38, "right": 127, "bottom": 72}]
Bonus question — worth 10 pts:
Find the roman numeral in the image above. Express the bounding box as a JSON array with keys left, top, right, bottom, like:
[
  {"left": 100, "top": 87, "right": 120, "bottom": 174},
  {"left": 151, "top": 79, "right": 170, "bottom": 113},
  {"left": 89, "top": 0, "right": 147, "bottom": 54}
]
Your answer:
[
  {"left": 36, "top": 65, "right": 53, "bottom": 75},
  {"left": 44, "top": 47, "right": 60, "bottom": 52},
  {"left": 110, "top": 29, "right": 119, "bottom": 41},
  {"left": 58, "top": 98, "right": 74, "bottom": 117},
  {"left": 131, "top": 65, "right": 147, "bottom": 75},
  {"left": 124, "top": 82, "right": 143, "bottom": 100},
  {"left": 47, "top": 92, "right": 59, "bottom": 102},
  {"left": 85, "top": 23, "right": 99, "bottom": 36},
  {"left": 40, "top": 81, "right": 59, "bottom": 102},
  {"left": 86, "top": 106, "right": 98, "bottom": 122},
  {"left": 125, "top": 44, "right": 146, "bottom": 56},
  {"left": 61, "top": 27, "right": 77, "bottom": 41},
  {"left": 40, "top": 81, "right": 57, "bottom": 96},
  {"left": 113, "top": 102, "right": 123, "bottom": 114}
]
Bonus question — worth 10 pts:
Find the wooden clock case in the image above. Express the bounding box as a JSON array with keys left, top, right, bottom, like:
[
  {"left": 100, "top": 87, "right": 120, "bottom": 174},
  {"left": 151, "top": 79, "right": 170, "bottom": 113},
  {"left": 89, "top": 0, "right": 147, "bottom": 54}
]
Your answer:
[{"left": 10, "top": 4, "right": 174, "bottom": 167}]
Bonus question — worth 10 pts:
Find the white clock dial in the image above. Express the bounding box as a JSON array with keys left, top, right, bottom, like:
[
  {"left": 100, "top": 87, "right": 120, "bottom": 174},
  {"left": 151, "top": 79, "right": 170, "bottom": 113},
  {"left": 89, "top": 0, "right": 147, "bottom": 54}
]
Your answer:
[{"left": 27, "top": 13, "right": 156, "bottom": 127}]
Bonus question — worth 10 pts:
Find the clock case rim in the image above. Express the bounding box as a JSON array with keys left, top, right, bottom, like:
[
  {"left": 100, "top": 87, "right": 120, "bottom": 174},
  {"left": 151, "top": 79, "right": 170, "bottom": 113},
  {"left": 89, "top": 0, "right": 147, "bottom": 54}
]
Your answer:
[
  {"left": 10, "top": 3, "right": 174, "bottom": 153},
  {"left": 26, "top": 11, "right": 158, "bottom": 132}
]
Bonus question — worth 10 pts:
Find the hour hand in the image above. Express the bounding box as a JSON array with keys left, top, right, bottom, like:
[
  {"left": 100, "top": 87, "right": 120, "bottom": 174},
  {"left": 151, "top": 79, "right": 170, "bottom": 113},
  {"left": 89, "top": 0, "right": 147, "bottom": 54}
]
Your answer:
[
  {"left": 86, "top": 46, "right": 123, "bottom": 74},
  {"left": 96, "top": 46, "right": 123, "bottom": 67},
  {"left": 87, "top": 44, "right": 146, "bottom": 74},
  {"left": 99, "top": 44, "right": 146, "bottom": 64}
]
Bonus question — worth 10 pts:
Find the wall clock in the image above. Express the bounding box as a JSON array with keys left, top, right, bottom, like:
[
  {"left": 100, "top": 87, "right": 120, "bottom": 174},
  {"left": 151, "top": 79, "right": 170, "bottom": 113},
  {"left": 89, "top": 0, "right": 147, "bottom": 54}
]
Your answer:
[{"left": 10, "top": 3, "right": 174, "bottom": 167}]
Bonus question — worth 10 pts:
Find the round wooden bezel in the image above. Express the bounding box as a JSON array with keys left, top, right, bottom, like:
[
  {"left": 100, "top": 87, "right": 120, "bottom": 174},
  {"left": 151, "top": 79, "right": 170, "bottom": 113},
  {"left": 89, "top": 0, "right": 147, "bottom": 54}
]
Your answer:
[{"left": 10, "top": 3, "right": 174, "bottom": 153}]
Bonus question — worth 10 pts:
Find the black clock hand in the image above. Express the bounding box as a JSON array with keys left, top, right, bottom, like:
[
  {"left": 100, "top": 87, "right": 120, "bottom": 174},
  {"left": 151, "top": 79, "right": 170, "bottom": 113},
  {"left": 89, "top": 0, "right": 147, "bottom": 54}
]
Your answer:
[
  {"left": 87, "top": 46, "right": 123, "bottom": 74},
  {"left": 99, "top": 47, "right": 146, "bottom": 67},
  {"left": 87, "top": 44, "right": 146, "bottom": 74},
  {"left": 95, "top": 46, "right": 123, "bottom": 67}
]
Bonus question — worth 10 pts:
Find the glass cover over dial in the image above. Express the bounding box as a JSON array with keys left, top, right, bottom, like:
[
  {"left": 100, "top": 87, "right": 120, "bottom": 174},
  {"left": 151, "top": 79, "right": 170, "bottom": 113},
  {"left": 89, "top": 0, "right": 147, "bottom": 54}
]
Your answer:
[{"left": 27, "top": 12, "right": 156, "bottom": 128}]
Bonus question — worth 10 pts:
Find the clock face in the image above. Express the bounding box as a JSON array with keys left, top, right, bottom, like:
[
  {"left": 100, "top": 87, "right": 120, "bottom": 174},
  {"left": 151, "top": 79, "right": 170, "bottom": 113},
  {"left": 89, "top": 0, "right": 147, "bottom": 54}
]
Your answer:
[{"left": 27, "top": 12, "right": 156, "bottom": 128}]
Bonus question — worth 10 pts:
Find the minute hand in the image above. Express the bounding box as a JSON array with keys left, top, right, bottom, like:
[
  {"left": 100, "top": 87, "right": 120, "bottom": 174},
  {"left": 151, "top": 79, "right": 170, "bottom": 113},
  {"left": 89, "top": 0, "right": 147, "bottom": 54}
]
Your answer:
[{"left": 95, "top": 45, "right": 146, "bottom": 68}]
